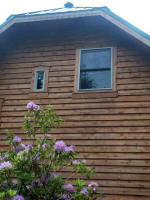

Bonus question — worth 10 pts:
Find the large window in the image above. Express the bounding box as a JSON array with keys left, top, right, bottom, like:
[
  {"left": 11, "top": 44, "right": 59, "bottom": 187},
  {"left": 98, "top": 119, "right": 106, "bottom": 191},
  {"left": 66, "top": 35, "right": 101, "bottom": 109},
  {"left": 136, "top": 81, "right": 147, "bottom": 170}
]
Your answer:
[{"left": 78, "top": 48, "right": 113, "bottom": 90}]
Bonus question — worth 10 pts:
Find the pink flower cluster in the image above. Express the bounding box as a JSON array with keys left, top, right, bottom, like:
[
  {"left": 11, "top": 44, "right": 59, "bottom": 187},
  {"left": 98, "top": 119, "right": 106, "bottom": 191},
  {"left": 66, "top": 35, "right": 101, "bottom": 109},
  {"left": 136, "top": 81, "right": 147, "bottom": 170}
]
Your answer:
[
  {"left": 72, "top": 159, "right": 86, "bottom": 165},
  {"left": 64, "top": 184, "right": 74, "bottom": 193},
  {"left": 80, "top": 187, "right": 88, "bottom": 195},
  {"left": 13, "top": 136, "right": 22, "bottom": 143},
  {"left": 42, "top": 143, "right": 46, "bottom": 150},
  {"left": 62, "top": 194, "right": 72, "bottom": 200},
  {"left": 88, "top": 182, "right": 98, "bottom": 191},
  {"left": 64, "top": 145, "right": 74, "bottom": 153},
  {"left": 54, "top": 141, "right": 66, "bottom": 151},
  {"left": 54, "top": 140, "right": 74, "bottom": 153},
  {"left": 0, "top": 161, "right": 12, "bottom": 170},
  {"left": 11, "top": 195, "right": 25, "bottom": 200},
  {"left": 63, "top": 182, "right": 98, "bottom": 196},
  {"left": 21, "top": 143, "right": 33, "bottom": 152},
  {"left": 27, "top": 101, "right": 40, "bottom": 111},
  {"left": 12, "top": 135, "right": 34, "bottom": 154},
  {"left": 12, "top": 179, "right": 18, "bottom": 185}
]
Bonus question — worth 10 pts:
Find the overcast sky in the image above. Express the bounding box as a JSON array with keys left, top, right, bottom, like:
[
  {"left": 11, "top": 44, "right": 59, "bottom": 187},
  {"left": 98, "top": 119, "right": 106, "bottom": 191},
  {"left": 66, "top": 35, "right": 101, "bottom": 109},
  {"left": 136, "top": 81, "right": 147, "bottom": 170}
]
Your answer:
[{"left": 0, "top": 0, "right": 150, "bottom": 35}]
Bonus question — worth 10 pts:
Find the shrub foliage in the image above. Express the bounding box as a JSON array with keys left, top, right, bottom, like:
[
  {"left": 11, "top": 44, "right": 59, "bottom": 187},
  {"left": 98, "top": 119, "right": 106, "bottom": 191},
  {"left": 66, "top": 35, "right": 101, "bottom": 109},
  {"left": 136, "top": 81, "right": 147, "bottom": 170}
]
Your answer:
[{"left": 0, "top": 102, "right": 100, "bottom": 200}]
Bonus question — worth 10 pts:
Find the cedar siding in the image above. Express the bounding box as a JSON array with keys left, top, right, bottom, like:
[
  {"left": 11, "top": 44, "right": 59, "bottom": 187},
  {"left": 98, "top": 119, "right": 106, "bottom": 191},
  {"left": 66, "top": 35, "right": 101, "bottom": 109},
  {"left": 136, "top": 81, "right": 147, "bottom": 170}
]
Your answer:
[{"left": 0, "top": 15, "right": 150, "bottom": 200}]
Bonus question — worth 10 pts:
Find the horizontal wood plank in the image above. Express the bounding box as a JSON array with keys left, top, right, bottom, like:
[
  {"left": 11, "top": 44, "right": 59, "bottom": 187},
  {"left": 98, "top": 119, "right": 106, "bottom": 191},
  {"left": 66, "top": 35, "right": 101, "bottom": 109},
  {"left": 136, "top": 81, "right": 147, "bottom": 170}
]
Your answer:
[{"left": 1, "top": 33, "right": 150, "bottom": 200}]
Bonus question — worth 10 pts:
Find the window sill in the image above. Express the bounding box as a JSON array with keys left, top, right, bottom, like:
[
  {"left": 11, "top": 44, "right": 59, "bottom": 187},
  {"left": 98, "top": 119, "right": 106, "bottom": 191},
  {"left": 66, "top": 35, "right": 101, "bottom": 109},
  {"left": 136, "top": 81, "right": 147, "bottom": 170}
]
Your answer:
[
  {"left": 72, "top": 90, "right": 118, "bottom": 99},
  {"left": 32, "top": 90, "right": 47, "bottom": 93}
]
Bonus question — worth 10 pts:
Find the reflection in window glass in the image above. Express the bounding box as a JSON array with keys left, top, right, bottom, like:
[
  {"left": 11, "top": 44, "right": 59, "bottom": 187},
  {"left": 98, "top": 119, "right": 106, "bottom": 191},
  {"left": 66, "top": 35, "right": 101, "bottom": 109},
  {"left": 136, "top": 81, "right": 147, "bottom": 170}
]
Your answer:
[
  {"left": 79, "top": 48, "right": 112, "bottom": 90},
  {"left": 81, "top": 49, "right": 111, "bottom": 69},
  {"left": 34, "top": 70, "right": 45, "bottom": 91},
  {"left": 80, "top": 70, "right": 111, "bottom": 89}
]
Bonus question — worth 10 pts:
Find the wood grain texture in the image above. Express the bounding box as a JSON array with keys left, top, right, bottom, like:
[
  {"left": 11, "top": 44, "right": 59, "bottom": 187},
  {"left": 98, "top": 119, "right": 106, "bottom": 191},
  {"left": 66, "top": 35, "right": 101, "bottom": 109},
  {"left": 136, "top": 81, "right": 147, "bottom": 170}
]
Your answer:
[{"left": 0, "top": 32, "right": 150, "bottom": 200}]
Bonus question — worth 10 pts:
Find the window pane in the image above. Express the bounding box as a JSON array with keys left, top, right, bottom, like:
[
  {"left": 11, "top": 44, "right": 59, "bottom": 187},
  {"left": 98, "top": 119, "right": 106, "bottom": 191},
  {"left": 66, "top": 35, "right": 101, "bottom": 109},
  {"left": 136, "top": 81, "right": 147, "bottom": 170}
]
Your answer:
[
  {"left": 79, "top": 70, "right": 111, "bottom": 89},
  {"left": 80, "top": 48, "right": 111, "bottom": 69},
  {"left": 35, "top": 71, "right": 45, "bottom": 90}
]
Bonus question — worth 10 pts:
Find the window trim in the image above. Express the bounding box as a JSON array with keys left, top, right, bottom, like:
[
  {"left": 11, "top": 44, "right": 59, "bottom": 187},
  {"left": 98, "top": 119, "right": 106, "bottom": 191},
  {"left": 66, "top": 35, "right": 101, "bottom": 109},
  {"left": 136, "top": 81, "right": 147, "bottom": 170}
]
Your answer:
[
  {"left": 34, "top": 70, "right": 46, "bottom": 92},
  {"left": 31, "top": 66, "right": 49, "bottom": 93},
  {"left": 77, "top": 47, "right": 114, "bottom": 91}
]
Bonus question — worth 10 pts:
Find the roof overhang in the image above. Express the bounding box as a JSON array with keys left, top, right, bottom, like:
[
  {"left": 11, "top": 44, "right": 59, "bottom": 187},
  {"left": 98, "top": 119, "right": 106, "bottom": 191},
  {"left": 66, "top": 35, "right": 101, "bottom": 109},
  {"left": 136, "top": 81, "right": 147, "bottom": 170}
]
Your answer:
[{"left": 0, "top": 7, "right": 150, "bottom": 48}]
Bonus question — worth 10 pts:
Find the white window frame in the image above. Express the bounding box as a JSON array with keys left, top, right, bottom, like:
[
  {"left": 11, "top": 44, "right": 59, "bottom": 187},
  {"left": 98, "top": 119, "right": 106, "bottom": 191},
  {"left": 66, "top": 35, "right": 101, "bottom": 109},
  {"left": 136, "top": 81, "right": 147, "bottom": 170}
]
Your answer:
[
  {"left": 78, "top": 47, "right": 113, "bottom": 91},
  {"left": 34, "top": 70, "right": 46, "bottom": 92}
]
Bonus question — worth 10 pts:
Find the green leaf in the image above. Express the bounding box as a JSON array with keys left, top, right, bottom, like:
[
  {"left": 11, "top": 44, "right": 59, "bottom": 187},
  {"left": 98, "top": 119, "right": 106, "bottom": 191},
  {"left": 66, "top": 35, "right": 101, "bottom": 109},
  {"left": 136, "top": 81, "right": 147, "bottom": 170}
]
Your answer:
[
  {"left": 75, "top": 179, "right": 85, "bottom": 187},
  {"left": 0, "top": 192, "right": 5, "bottom": 198},
  {"left": 8, "top": 189, "right": 17, "bottom": 197}
]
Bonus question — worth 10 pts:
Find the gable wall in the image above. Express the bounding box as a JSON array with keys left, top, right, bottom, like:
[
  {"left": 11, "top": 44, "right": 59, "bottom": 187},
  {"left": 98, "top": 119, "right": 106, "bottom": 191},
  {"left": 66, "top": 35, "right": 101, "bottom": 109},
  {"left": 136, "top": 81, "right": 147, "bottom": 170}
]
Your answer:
[{"left": 0, "top": 32, "right": 150, "bottom": 200}]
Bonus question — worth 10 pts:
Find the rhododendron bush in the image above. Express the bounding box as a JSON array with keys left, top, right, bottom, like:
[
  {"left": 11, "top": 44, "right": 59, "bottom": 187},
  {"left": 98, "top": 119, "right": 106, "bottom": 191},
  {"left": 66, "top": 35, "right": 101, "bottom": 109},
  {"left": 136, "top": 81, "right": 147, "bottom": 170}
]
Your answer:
[{"left": 0, "top": 102, "right": 100, "bottom": 200}]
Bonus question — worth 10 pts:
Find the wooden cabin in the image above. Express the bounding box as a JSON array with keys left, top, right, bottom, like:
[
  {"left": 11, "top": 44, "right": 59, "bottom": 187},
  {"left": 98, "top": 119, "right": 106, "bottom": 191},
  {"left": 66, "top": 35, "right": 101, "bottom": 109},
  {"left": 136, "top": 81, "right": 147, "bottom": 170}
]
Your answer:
[{"left": 0, "top": 4, "right": 150, "bottom": 200}]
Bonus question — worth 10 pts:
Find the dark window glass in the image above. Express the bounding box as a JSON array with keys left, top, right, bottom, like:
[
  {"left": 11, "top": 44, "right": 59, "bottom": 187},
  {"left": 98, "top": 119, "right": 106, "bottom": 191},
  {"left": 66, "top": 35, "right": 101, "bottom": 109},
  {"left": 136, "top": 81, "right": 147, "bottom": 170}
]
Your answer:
[
  {"left": 79, "top": 48, "right": 112, "bottom": 90},
  {"left": 80, "top": 49, "right": 111, "bottom": 69},
  {"left": 35, "top": 71, "right": 45, "bottom": 90},
  {"left": 80, "top": 70, "right": 111, "bottom": 89}
]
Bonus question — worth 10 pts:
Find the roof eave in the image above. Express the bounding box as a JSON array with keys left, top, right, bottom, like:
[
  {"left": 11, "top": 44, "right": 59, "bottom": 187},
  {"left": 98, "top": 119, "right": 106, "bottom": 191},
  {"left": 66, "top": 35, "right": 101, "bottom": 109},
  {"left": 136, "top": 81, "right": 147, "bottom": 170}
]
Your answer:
[{"left": 0, "top": 9, "right": 150, "bottom": 48}]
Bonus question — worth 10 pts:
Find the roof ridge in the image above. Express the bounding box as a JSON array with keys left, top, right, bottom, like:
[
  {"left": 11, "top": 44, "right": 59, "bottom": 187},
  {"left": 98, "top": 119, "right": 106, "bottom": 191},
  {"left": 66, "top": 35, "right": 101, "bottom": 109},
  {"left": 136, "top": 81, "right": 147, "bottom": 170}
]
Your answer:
[
  {"left": 10, "top": 6, "right": 109, "bottom": 17},
  {"left": 0, "top": 6, "right": 109, "bottom": 30}
]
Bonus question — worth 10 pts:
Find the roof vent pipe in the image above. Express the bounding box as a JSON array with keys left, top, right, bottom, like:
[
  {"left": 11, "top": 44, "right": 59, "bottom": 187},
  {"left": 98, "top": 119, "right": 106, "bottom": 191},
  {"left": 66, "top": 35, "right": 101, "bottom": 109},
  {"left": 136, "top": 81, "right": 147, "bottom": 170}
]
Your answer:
[{"left": 64, "top": 2, "right": 74, "bottom": 8}]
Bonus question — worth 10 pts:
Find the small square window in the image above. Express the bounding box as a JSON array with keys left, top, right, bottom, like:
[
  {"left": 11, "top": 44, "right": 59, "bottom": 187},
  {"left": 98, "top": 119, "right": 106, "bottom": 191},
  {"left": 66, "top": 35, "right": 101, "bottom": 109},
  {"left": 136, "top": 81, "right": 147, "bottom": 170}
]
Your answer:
[
  {"left": 34, "top": 70, "right": 45, "bottom": 91},
  {"left": 78, "top": 48, "right": 113, "bottom": 90}
]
